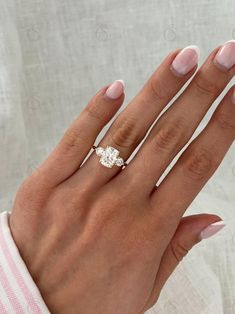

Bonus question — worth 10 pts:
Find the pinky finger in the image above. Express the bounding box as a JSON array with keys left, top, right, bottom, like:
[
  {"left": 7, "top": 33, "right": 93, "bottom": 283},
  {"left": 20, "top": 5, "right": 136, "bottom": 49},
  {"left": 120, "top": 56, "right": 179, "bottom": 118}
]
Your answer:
[{"left": 144, "top": 214, "right": 225, "bottom": 311}]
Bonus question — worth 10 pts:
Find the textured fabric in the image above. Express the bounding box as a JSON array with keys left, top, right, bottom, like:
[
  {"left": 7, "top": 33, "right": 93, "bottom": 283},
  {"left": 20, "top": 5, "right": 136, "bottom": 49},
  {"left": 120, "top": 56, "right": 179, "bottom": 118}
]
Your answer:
[
  {"left": 0, "top": 211, "right": 50, "bottom": 313},
  {"left": 0, "top": 0, "right": 234, "bottom": 313}
]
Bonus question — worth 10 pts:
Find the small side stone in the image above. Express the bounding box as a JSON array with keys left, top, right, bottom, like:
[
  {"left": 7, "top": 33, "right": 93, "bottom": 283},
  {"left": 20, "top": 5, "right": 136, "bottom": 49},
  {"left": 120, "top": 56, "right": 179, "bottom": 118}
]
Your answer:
[
  {"left": 115, "top": 157, "right": 124, "bottom": 167},
  {"left": 96, "top": 147, "right": 104, "bottom": 157}
]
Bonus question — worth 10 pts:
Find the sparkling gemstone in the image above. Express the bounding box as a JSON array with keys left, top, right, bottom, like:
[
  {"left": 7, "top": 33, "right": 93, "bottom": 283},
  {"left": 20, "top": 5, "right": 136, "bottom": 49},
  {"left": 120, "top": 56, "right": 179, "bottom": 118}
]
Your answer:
[
  {"left": 115, "top": 157, "right": 124, "bottom": 167},
  {"left": 95, "top": 147, "right": 104, "bottom": 157},
  {"left": 100, "top": 157, "right": 113, "bottom": 168},
  {"left": 99, "top": 146, "right": 120, "bottom": 168}
]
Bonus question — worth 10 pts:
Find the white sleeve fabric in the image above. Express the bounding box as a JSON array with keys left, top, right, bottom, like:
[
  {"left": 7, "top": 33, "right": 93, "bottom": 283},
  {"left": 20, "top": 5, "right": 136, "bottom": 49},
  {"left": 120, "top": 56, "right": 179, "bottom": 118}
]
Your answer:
[{"left": 0, "top": 211, "right": 50, "bottom": 314}]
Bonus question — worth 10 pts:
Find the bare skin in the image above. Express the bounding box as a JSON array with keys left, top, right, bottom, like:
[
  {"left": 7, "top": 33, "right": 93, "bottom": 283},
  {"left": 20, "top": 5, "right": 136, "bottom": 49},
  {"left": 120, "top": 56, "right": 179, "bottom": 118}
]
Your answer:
[{"left": 9, "top": 43, "right": 235, "bottom": 313}]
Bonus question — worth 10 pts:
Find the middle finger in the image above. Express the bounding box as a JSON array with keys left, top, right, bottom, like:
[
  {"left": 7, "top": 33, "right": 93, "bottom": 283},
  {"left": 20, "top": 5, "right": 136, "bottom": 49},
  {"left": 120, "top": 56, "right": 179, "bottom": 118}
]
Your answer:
[{"left": 120, "top": 40, "right": 235, "bottom": 193}]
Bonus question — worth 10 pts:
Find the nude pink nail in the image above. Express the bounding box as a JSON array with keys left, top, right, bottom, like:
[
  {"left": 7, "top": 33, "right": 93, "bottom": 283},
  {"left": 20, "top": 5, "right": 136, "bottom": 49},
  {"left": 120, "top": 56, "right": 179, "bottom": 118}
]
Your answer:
[
  {"left": 213, "top": 40, "right": 235, "bottom": 71},
  {"left": 199, "top": 221, "right": 226, "bottom": 240},
  {"left": 105, "top": 80, "right": 125, "bottom": 100},
  {"left": 171, "top": 45, "right": 200, "bottom": 76}
]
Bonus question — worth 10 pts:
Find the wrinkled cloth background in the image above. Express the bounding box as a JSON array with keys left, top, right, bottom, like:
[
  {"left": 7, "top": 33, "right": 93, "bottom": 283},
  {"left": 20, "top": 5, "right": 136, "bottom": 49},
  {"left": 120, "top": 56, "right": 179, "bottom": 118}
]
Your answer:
[{"left": 0, "top": 0, "right": 234, "bottom": 313}]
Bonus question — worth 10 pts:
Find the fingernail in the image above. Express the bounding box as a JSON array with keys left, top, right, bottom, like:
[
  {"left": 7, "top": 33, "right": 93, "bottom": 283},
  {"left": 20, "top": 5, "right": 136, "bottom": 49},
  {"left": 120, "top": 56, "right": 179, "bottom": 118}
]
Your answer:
[
  {"left": 200, "top": 220, "right": 226, "bottom": 240},
  {"left": 213, "top": 40, "right": 235, "bottom": 71},
  {"left": 105, "top": 80, "right": 125, "bottom": 100},
  {"left": 171, "top": 45, "right": 200, "bottom": 76}
]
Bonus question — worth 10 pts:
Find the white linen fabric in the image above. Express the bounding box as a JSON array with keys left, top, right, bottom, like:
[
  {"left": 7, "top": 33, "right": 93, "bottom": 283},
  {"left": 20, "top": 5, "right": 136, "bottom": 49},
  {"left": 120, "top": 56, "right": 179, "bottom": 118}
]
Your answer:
[
  {"left": 0, "top": 0, "right": 234, "bottom": 313},
  {"left": 0, "top": 211, "right": 50, "bottom": 313}
]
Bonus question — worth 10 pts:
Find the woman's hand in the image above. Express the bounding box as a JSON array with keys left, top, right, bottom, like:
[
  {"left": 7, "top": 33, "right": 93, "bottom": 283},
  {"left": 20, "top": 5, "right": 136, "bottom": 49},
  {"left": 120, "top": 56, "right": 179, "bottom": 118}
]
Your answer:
[{"left": 9, "top": 42, "right": 235, "bottom": 314}]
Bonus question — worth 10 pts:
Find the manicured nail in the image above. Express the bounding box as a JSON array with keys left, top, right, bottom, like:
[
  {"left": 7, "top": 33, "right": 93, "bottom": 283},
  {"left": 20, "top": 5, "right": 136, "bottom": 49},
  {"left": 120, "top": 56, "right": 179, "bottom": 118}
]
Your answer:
[
  {"left": 105, "top": 80, "right": 125, "bottom": 100},
  {"left": 171, "top": 45, "right": 200, "bottom": 76},
  {"left": 200, "top": 220, "right": 226, "bottom": 240},
  {"left": 213, "top": 40, "right": 235, "bottom": 71}
]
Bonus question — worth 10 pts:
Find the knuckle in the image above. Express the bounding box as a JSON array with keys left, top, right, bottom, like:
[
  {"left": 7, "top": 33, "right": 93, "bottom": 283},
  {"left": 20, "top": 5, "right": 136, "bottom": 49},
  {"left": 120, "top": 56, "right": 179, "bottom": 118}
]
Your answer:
[
  {"left": 15, "top": 176, "right": 49, "bottom": 215},
  {"left": 63, "top": 126, "right": 86, "bottom": 153},
  {"left": 182, "top": 148, "right": 219, "bottom": 181},
  {"left": 170, "top": 240, "right": 188, "bottom": 262},
  {"left": 213, "top": 111, "right": 235, "bottom": 131},
  {"left": 152, "top": 119, "right": 187, "bottom": 152},
  {"left": 85, "top": 99, "right": 105, "bottom": 122},
  {"left": 149, "top": 77, "right": 171, "bottom": 102},
  {"left": 110, "top": 116, "right": 141, "bottom": 148},
  {"left": 192, "top": 73, "right": 219, "bottom": 97}
]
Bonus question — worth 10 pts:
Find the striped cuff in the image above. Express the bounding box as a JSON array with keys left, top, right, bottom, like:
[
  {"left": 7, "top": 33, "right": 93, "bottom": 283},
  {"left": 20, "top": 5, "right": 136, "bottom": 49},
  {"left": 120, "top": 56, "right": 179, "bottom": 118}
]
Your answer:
[{"left": 0, "top": 211, "right": 50, "bottom": 313}]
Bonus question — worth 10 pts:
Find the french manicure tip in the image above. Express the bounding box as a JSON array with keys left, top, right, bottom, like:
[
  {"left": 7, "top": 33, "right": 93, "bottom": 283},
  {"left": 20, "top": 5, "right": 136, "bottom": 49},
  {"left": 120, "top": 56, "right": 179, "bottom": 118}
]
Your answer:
[
  {"left": 185, "top": 45, "right": 200, "bottom": 57},
  {"left": 210, "top": 220, "right": 226, "bottom": 226},
  {"left": 116, "top": 79, "right": 125, "bottom": 88},
  {"left": 224, "top": 39, "right": 235, "bottom": 44},
  {"left": 105, "top": 79, "right": 125, "bottom": 100},
  {"left": 171, "top": 44, "right": 200, "bottom": 76},
  {"left": 200, "top": 221, "right": 226, "bottom": 240}
]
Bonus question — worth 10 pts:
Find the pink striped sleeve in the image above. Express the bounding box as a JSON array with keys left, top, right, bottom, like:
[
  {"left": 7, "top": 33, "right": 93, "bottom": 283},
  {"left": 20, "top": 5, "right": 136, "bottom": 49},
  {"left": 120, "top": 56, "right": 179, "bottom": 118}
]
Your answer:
[{"left": 0, "top": 211, "right": 50, "bottom": 313}]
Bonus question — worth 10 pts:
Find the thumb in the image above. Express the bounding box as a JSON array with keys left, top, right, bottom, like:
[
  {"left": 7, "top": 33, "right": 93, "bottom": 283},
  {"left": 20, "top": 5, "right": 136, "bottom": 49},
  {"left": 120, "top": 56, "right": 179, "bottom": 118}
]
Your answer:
[{"left": 145, "top": 214, "right": 225, "bottom": 310}]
